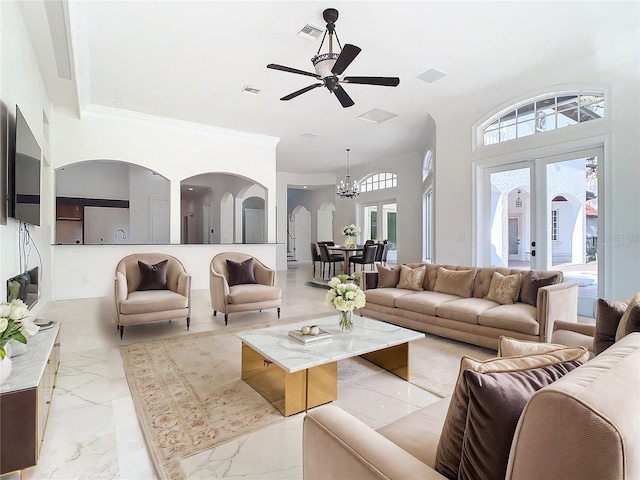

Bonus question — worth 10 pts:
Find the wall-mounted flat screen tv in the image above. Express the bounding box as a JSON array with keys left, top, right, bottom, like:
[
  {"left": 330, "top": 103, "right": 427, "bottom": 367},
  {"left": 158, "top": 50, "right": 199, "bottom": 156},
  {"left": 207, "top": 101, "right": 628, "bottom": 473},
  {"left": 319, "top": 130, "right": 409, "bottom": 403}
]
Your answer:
[{"left": 10, "top": 105, "right": 41, "bottom": 226}]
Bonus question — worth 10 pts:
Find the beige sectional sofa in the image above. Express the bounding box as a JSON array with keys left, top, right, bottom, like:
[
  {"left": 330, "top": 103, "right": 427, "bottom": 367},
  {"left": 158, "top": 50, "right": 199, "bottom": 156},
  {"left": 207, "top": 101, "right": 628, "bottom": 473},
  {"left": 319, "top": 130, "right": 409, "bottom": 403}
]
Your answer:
[
  {"left": 360, "top": 264, "right": 578, "bottom": 349},
  {"left": 303, "top": 333, "right": 640, "bottom": 480}
]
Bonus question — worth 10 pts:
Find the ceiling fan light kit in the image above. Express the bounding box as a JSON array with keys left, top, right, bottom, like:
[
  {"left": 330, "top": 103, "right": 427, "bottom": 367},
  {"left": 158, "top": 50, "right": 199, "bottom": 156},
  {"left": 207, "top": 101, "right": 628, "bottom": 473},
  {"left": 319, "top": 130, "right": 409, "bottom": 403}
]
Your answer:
[
  {"left": 267, "top": 8, "right": 400, "bottom": 108},
  {"left": 336, "top": 148, "right": 360, "bottom": 199}
]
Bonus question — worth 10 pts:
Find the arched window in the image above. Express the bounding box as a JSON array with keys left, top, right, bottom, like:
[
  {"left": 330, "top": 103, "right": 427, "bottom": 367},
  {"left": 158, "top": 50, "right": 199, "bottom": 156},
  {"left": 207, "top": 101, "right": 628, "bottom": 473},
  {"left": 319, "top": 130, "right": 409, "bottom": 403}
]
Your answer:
[
  {"left": 360, "top": 172, "right": 397, "bottom": 193},
  {"left": 480, "top": 91, "right": 605, "bottom": 146}
]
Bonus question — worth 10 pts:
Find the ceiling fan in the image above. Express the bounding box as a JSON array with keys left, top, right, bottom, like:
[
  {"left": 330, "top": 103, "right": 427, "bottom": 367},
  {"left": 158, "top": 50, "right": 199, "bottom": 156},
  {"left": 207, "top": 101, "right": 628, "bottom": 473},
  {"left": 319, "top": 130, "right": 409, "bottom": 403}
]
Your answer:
[{"left": 267, "top": 8, "right": 400, "bottom": 108}]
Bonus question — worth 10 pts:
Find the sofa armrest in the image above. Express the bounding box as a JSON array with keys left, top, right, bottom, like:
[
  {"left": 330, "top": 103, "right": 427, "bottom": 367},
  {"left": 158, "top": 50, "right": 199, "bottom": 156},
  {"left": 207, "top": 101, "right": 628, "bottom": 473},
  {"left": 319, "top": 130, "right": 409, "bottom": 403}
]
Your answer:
[
  {"left": 552, "top": 320, "right": 596, "bottom": 337},
  {"left": 176, "top": 271, "right": 191, "bottom": 300},
  {"left": 209, "top": 268, "right": 230, "bottom": 312},
  {"left": 362, "top": 271, "right": 379, "bottom": 291},
  {"left": 303, "top": 406, "right": 446, "bottom": 480},
  {"left": 537, "top": 281, "right": 578, "bottom": 342},
  {"left": 115, "top": 272, "right": 128, "bottom": 303},
  {"left": 253, "top": 261, "right": 275, "bottom": 286}
]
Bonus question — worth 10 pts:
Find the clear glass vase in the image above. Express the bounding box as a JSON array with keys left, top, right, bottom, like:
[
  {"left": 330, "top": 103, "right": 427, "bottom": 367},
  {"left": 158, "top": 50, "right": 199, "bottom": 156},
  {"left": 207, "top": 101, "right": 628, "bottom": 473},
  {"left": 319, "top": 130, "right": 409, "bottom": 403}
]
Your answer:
[{"left": 339, "top": 310, "right": 354, "bottom": 332}]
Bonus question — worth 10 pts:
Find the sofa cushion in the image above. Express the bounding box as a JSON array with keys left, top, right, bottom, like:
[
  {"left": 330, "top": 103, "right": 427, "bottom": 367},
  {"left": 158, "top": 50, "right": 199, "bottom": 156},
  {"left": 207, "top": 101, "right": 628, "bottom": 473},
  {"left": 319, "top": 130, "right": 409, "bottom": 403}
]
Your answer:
[
  {"left": 614, "top": 294, "right": 640, "bottom": 342},
  {"left": 137, "top": 259, "right": 169, "bottom": 291},
  {"left": 478, "top": 303, "right": 539, "bottom": 336},
  {"left": 364, "top": 288, "right": 415, "bottom": 308},
  {"left": 459, "top": 362, "right": 579, "bottom": 480},
  {"left": 485, "top": 272, "right": 522, "bottom": 305},
  {"left": 436, "top": 298, "right": 499, "bottom": 325},
  {"left": 594, "top": 298, "right": 627, "bottom": 354},
  {"left": 397, "top": 264, "right": 426, "bottom": 291},
  {"left": 395, "top": 291, "right": 460, "bottom": 316},
  {"left": 120, "top": 289, "right": 188, "bottom": 314},
  {"left": 226, "top": 258, "right": 257, "bottom": 286},
  {"left": 519, "top": 271, "right": 558, "bottom": 307},
  {"left": 227, "top": 284, "right": 281, "bottom": 304},
  {"left": 376, "top": 397, "right": 450, "bottom": 468},
  {"left": 498, "top": 336, "right": 590, "bottom": 363},
  {"left": 433, "top": 346, "right": 588, "bottom": 480},
  {"left": 434, "top": 267, "right": 476, "bottom": 298},
  {"left": 376, "top": 264, "right": 400, "bottom": 288}
]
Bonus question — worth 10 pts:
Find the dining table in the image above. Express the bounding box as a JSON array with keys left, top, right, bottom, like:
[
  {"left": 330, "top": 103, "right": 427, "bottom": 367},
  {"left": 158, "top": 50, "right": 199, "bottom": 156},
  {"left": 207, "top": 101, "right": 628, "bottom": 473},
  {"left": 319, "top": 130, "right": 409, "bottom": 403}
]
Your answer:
[{"left": 327, "top": 245, "right": 364, "bottom": 275}]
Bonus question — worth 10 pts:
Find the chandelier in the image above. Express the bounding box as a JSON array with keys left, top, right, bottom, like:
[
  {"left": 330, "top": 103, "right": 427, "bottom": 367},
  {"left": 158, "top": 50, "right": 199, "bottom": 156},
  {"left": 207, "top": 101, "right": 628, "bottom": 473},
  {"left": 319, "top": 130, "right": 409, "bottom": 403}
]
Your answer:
[{"left": 336, "top": 148, "right": 359, "bottom": 199}]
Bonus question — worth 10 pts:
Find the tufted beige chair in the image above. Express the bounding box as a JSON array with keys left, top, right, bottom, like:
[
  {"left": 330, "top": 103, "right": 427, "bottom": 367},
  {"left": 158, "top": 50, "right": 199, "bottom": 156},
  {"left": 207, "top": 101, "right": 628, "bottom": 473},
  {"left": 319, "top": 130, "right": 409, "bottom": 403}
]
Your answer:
[
  {"left": 210, "top": 252, "right": 281, "bottom": 325},
  {"left": 114, "top": 253, "right": 191, "bottom": 339}
]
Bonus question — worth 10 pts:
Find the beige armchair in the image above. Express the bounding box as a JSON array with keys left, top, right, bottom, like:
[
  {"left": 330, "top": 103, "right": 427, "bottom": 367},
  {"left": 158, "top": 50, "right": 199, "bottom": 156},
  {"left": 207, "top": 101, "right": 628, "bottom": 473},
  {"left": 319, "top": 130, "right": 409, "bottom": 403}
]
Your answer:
[
  {"left": 114, "top": 253, "right": 191, "bottom": 338},
  {"left": 210, "top": 252, "right": 281, "bottom": 325}
]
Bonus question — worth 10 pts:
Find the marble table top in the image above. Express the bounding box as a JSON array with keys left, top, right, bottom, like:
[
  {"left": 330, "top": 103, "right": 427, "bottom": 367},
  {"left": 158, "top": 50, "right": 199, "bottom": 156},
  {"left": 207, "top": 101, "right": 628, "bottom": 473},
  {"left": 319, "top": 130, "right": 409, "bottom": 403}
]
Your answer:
[
  {"left": 1, "top": 321, "right": 60, "bottom": 394},
  {"left": 237, "top": 315, "right": 424, "bottom": 373}
]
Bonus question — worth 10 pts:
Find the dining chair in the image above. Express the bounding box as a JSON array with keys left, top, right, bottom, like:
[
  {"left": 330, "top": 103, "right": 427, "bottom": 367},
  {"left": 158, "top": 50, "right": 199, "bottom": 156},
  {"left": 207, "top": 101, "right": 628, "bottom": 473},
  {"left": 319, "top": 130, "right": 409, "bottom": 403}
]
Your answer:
[
  {"left": 310, "top": 243, "right": 321, "bottom": 277},
  {"left": 348, "top": 244, "right": 378, "bottom": 273},
  {"left": 318, "top": 243, "right": 343, "bottom": 279},
  {"left": 379, "top": 243, "right": 391, "bottom": 266}
]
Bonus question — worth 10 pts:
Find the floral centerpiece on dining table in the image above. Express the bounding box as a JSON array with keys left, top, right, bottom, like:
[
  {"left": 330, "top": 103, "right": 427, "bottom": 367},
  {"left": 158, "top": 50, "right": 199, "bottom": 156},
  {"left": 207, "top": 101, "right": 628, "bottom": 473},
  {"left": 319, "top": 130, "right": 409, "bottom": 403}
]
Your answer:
[
  {"left": 325, "top": 275, "right": 366, "bottom": 332},
  {"left": 342, "top": 224, "right": 361, "bottom": 248}
]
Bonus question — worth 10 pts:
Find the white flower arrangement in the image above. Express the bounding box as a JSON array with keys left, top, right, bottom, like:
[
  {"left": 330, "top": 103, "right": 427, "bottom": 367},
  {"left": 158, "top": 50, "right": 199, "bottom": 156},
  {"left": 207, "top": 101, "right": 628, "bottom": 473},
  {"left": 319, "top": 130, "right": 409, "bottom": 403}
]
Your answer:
[
  {"left": 325, "top": 277, "right": 366, "bottom": 312},
  {"left": 342, "top": 224, "right": 361, "bottom": 237},
  {"left": 0, "top": 299, "right": 40, "bottom": 359}
]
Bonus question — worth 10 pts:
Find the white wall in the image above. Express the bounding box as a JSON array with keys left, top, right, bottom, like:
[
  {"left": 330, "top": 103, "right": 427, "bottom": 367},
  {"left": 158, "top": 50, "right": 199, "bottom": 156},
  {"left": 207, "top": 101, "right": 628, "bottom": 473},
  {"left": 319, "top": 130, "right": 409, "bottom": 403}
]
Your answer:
[
  {"left": 0, "top": 1, "right": 53, "bottom": 316},
  {"left": 436, "top": 64, "right": 640, "bottom": 299}
]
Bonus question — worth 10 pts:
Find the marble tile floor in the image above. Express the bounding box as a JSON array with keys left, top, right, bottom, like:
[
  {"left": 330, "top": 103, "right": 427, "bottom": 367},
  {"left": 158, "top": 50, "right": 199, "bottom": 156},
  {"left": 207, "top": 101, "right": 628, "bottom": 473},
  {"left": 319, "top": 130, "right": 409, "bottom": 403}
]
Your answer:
[{"left": 3, "top": 263, "right": 440, "bottom": 480}]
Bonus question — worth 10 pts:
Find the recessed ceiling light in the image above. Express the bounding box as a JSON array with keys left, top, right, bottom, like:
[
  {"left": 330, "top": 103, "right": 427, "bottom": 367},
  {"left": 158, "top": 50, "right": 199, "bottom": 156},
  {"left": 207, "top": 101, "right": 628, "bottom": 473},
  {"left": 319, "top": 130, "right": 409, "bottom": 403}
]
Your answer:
[
  {"left": 188, "top": 187, "right": 194, "bottom": 191},
  {"left": 357, "top": 108, "right": 398, "bottom": 124},
  {"left": 417, "top": 68, "right": 447, "bottom": 84},
  {"left": 298, "top": 23, "right": 323, "bottom": 41},
  {"left": 301, "top": 132, "right": 319, "bottom": 138},
  {"left": 242, "top": 85, "right": 261, "bottom": 95},
  {"left": 113, "top": 101, "right": 123, "bottom": 106},
  {"left": 303, "top": 186, "right": 308, "bottom": 189}
]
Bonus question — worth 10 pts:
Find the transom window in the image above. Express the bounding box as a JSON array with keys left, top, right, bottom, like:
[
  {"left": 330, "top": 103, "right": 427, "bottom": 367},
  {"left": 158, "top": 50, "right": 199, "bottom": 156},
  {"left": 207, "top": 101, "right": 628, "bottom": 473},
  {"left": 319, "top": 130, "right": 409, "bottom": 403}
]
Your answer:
[
  {"left": 360, "top": 172, "right": 397, "bottom": 193},
  {"left": 482, "top": 91, "right": 605, "bottom": 146}
]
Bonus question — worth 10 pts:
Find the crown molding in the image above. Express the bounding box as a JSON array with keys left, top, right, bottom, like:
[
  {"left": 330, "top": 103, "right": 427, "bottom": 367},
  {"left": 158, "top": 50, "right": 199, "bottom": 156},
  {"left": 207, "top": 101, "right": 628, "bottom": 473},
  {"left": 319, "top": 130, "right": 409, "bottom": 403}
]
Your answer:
[{"left": 82, "top": 104, "right": 281, "bottom": 147}]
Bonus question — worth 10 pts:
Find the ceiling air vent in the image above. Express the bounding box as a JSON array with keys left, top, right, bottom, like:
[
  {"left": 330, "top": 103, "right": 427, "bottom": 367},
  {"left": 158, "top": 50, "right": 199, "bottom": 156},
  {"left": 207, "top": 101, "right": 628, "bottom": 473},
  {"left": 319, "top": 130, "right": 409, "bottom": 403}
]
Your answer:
[{"left": 298, "top": 23, "right": 323, "bottom": 41}]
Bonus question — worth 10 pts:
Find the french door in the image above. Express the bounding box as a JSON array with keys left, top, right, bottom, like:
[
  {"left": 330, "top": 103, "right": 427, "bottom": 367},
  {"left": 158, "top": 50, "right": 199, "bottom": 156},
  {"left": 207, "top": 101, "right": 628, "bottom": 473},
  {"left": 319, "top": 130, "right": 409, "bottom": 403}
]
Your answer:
[
  {"left": 362, "top": 201, "right": 397, "bottom": 261},
  {"left": 480, "top": 147, "right": 602, "bottom": 309}
]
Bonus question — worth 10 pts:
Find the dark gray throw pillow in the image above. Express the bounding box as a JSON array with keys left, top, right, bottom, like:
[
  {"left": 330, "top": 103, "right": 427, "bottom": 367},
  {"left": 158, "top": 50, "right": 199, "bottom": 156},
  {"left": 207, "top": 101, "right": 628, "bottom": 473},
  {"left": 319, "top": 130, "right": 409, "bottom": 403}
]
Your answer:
[
  {"left": 137, "top": 259, "right": 169, "bottom": 291},
  {"left": 459, "top": 361, "right": 579, "bottom": 480},
  {"left": 519, "top": 272, "right": 557, "bottom": 307},
  {"left": 226, "top": 258, "right": 257, "bottom": 286},
  {"left": 594, "top": 298, "right": 627, "bottom": 355}
]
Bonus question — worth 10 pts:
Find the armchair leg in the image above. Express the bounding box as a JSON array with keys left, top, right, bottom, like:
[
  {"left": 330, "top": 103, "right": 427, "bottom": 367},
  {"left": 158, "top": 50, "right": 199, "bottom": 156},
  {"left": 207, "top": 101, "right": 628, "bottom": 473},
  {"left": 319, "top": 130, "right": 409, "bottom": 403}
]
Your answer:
[
  {"left": 224, "top": 314, "right": 228, "bottom": 326},
  {"left": 186, "top": 317, "right": 190, "bottom": 330},
  {"left": 277, "top": 307, "right": 281, "bottom": 319},
  {"left": 119, "top": 325, "right": 124, "bottom": 339}
]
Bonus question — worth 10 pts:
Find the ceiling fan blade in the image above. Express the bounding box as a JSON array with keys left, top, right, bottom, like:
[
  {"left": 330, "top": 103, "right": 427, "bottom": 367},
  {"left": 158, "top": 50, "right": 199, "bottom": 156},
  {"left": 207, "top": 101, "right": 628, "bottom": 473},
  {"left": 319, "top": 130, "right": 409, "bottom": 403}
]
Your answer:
[
  {"left": 333, "top": 85, "right": 355, "bottom": 108},
  {"left": 280, "top": 83, "right": 323, "bottom": 101},
  {"left": 331, "top": 44, "right": 361, "bottom": 75},
  {"left": 342, "top": 76, "right": 400, "bottom": 87},
  {"left": 267, "top": 64, "right": 321, "bottom": 79}
]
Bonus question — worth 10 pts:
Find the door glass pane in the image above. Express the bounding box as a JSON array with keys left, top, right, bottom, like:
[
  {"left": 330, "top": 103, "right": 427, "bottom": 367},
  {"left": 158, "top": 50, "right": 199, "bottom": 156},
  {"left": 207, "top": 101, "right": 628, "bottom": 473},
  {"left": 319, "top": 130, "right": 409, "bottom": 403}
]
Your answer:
[
  {"left": 382, "top": 202, "right": 397, "bottom": 264},
  {"left": 363, "top": 205, "right": 377, "bottom": 241},
  {"left": 544, "top": 155, "right": 598, "bottom": 315},
  {"left": 488, "top": 168, "right": 531, "bottom": 268}
]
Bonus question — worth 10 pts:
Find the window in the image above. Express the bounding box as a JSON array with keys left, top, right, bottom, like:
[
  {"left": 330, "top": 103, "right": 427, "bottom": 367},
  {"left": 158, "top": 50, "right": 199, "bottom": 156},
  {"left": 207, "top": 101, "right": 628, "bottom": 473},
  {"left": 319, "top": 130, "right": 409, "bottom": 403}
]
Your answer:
[
  {"left": 481, "top": 92, "right": 605, "bottom": 146},
  {"left": 551, "top": 209, "right": 559, "bottom": 241},
  {"left": 360, "top": 172, "right": 397, "bottom": 193}
]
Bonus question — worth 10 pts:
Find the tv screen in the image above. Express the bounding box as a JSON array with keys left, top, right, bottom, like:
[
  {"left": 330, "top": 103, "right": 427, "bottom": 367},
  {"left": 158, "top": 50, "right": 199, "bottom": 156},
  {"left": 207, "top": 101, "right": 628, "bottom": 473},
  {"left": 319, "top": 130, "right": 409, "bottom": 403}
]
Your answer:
[{"left": 11, "top": 106, "right": 41, "bottom": 226}]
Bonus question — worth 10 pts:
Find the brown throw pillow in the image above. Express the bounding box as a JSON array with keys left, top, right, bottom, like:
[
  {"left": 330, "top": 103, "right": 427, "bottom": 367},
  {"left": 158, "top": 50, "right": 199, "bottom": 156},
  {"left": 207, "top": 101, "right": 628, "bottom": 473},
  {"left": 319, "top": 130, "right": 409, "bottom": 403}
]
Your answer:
[
  {"left": 433, "top": 346, "right": 588, "bottom": 480},
  {"left": 376, "top": 264, "right": 400, "bottom": 288},
  {"left": 614, "top": 295, "right": 640, "bottom": 342},
  {"left": 485, "top": 272, "right": 522, "bottom": 305},
  {"left": 459, "top": 362, "right": 579, "bottom": 480},
  {"left": 433, "top": 267, "right": 476, "bottom": 298},
  {"left": 226, "top": 258, "right": 257, "bottom": 286},
  {"left": 594, "top": 298, "right": 627, "bottom": 354},
  {"left": 137, "top": 259, "right": 169, "bottom": 291},
  {"left": 519, "top": 271, "right": 558, "bottom": 307},
  {"left": 397, "top": 264, "right": 426, "bottom": 291}
]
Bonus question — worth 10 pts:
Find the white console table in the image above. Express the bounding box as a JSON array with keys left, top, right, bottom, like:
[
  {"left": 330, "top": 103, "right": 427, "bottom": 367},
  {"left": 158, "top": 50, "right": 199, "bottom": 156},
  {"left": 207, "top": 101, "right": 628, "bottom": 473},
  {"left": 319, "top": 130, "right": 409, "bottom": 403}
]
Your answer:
[{"left": 0, "top": 322, "right": 61, "bottom": 474}]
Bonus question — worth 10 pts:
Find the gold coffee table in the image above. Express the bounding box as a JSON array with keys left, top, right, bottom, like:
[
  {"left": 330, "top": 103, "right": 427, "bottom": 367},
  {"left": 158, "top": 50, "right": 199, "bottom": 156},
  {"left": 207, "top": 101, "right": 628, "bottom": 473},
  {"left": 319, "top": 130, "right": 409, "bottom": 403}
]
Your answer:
[{"left": 237, "top": 316, "right": 424, "bottom": 416}]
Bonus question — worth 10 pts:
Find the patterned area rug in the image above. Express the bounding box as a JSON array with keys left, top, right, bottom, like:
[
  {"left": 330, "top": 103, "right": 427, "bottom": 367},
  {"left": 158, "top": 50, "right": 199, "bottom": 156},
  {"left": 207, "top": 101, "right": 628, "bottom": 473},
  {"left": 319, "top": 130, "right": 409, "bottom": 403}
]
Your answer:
[{"left": 121, "top": 316, "right": 495, "bottom": 479}]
